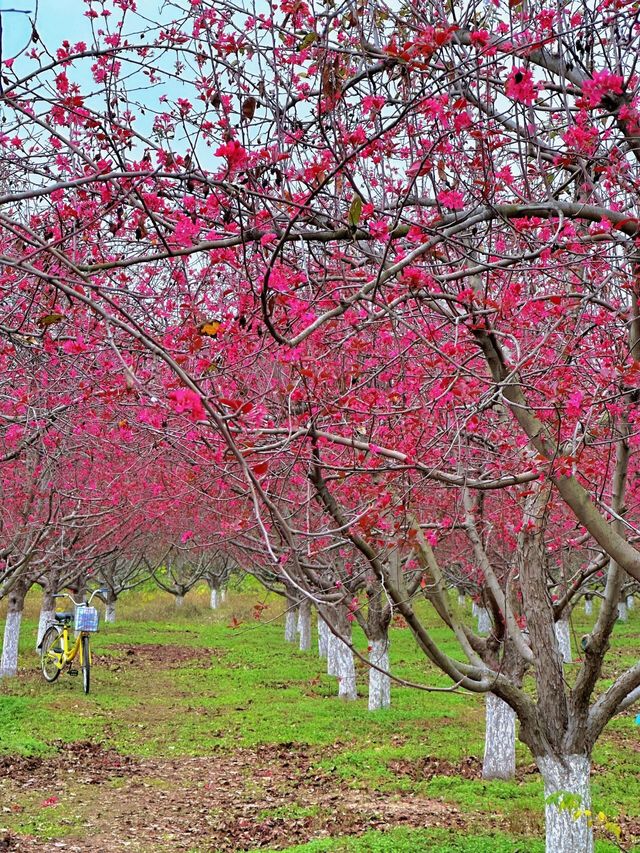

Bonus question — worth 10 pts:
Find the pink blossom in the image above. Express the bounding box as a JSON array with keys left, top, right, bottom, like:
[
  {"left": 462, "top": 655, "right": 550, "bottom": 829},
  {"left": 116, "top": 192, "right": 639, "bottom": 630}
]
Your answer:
[
  {"left": 469, "top": 30, "right": 489, "bottom": 49},
  {"left": 137, "top": 407, "right": 165, "bottom": 429},
  {"left": 168, "top": 388, "right": 206, "bottom": 421},
  {"left": 55, "top": 73, "right": 70, "bottom": 95},
  {"left": 362, "top": 95, "right": 385, "bottom": 114},
  {"left": 173, "top": 215, "right": 200, "bottom": 246},
  {"left": 581, "top": 70, "right": 624, "bottom": 107},
  {"left": 566, "top": 391, "right": 585, "bottom": 418},
  {"left": 437, "top": 189, "right": 465, "bottom": 210},
  {"left": 505, "top": 67, "right": 540, "bottom": 105},
  {"left": 454, "top": 112, "right": 472, "bottom": 132},
  {"left": 62, "top": 336, "right": 88, "bottom": 355},
  {"left": 537, "top": 9, "right": 555, "bottom": 29},
  {"left": 348, "top": 126, "right": 367, "bottom": 145},
  {"left": 215, "top": 140, "right": 249, "bottom": 174},
  {"left": 5, "top": 424, "right": 23, "bottom": 445},
  {"left": 368, "top": 219, "right": 390, "bottom": 241}
]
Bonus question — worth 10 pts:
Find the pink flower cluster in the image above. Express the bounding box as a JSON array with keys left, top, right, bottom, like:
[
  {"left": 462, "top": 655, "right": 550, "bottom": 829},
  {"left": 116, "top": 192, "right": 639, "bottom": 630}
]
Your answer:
[
  {"left": 168, "top": 388, "right": 206, "bottom": 421},
  {"left": 437, "top": 189, "right": 465, "bottom": 210},
  {"left": 215, "top": 140, "right": 249, "bottom": 175},
  {"left": 581, "top": 70, "right": 624, "bottom": 107},
  {"left": 505, "top": 67, "right": 540, "bottom": 105}
]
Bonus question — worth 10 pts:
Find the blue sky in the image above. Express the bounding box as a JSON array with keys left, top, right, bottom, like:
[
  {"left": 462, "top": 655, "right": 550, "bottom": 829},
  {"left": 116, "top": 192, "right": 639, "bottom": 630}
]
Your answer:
[
  {"left": 1, "top": 1, "right": 166, "bottom": 60},
  {"left": 0, "top": 1, "right": 202, "bottom": 155},
  {"left": 3, "top": 1, "right": 96, "bottom": 58}
]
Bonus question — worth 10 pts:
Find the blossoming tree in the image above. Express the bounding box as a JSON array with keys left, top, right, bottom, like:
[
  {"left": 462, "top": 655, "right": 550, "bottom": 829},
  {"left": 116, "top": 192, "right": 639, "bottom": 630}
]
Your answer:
[{"left": 2, "top": 0, "right": 640, "bottom": 849}]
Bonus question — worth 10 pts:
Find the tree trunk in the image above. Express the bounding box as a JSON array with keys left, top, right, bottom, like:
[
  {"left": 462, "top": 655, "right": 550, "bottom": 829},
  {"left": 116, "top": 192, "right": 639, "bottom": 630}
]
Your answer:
[
  {"left": 317, "top": 615, "right": 328, "bottom": 659},
  {"left": 105, "top": 601, "right": 116, "bottom": 623},
  {"left": 284, "top": 603, "right": 297, "bottom": 643},
  {"left": 368, "top": 638, "right": 391, "bottom": 711},
  {"left": 627, "top": 594, "right": 634, "bottom": 611},
  {"left": 221, "top": 589, "right": 227, "bottom": 603},
  {"left": 1, "top": 586, "right": 27, "bottom": 677},
  {"left": 482, "top": 694, "right": 516, "bottom": 780},
  {"left": 37, "top": 608, "right": 55, "bottom": 652},
  {"left": 175, "top": 594, "right": 185, "bottom": 607},
  {"left": 210, "top": 588, "right": 219, "bottom": 609},
  {"left": 75, "top": 575, "right": 87, "bottom": 600},
  {"left": 1, "top": 612, "right": 23, "bottom": 677},
  {"left": 554, "top": 617, "right": 572, "bottom": 663},
  {"left": 457, "top": 594, "right": 466, "bottom": 607},
  {"left": 36, "top": 588, "right": 56, "bottom": 652},
  {"left": 477, "top": 606, "right": 491, "bottom": 634},
  {"left": 298, "top": 599, "right": 311, "bottom": 651},
  {"left": 618, "top": 600, "right": 628, "bottom": 622},
  {"left": 326, "top": 628, "right": 338, "bottom": 675},
  {"left": 537, "top": 754, "right": 593, "bottom": 853},
  {"left": 472, "top": 601, "right": 479, "bottom": 618},
  {"left": 585, "top": 598, "right": 593, "bottom": 616},
  {"left": 336, "top": 628, "right": 357, "bottom": 700}
]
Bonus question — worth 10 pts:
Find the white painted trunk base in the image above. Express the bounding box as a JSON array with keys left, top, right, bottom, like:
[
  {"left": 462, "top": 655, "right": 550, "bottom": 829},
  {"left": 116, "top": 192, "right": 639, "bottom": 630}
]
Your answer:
[
  {"left": 284, "top": 608, "right": 297, "bottom": 643},
  {"left": 472, "top": 602, "right": 479, "bottom": 618},
  {"left": 627, "top": 595, "right": 634, "bottom": 611},
  {"left": 482, "top": 694, "right": 516, "bottom": 780},
  {"left": 368, "top": 639, "right": 390, "bottom": 711},
  {"left": 105, "top": 603, "right": 116, "bottom": 623},
  {"left": 175, "top": 595, "right": 185, "bottom": 607},
  {"left": 36, "top": 609, "right": 55, "bottom": 652},
  {"left": 477, "top": 607, "right": 491, "bottom": 634},
  {"left": 0, "top": 611, "right": 23, "bottom": 677},
  {"left": 618, "top": 601, "right": 628, "bottom": 622},
  {"left": 317, "top": 616, "right": 328, "bottom": 659},
  {"left": 585, "top": 599, "right": 593, "bottom": 616},
  {"left": 457, "top": 594, "right": 465, "bottom": 607},
  {"left": 537, "top": 754, "right": 593, "bottom": 853},
  {"left": 221, "top": 589, "right": 227, "bottom": 603},
  {"left": 327, "top": 630, "right": 338, "bottom": 676},
  {"left": 336, "top": 635, "right": 357, "bottom": 700},
  {"left": 555, "top": 618, "right": 572, "bottom": 663},
  {"left": 298, "top": 603, "right": 311, "bottom": 652},
  {"left": 210, "top": 589, "right": 219, "bottom": 609}
]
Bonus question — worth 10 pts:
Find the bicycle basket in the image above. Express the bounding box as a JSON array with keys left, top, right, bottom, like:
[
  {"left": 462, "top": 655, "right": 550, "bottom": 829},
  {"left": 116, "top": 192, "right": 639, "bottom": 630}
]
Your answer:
[{"left": 74, "top": 605, "right": 100, "bottom": 633}]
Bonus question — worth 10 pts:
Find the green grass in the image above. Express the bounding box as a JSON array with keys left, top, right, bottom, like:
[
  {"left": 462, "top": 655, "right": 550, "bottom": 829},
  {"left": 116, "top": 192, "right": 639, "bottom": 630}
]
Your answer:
[
  {"left": 260, "top": 825, "right": 617, "bottom": 852},
  {"left": 0, "top": 587, "right": 639, "bottom": 851},
  {"left": 260, "top": 827, "right": 545, "bottom": 852}
]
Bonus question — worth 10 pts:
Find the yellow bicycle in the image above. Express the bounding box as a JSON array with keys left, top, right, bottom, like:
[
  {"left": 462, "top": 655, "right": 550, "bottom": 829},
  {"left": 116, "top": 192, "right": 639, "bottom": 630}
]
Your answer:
[{"left": 40, "top": 589, "right": 105, "bottom": 694}]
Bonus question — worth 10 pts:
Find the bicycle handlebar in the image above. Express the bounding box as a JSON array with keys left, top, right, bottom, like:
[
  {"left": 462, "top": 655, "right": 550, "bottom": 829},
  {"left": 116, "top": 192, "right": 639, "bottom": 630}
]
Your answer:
[{"left": 52, "top": 588, "right": 108, "bottom": 607}]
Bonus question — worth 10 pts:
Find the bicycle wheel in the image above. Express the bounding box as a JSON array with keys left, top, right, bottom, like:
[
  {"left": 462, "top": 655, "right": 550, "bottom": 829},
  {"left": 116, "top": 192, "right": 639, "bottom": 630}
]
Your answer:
[
  {"left": 41, "top": 626, "right": 63, "bottom": 682},
  {"left": 81, "top": 635, "right": 90, "bottom": 694}
]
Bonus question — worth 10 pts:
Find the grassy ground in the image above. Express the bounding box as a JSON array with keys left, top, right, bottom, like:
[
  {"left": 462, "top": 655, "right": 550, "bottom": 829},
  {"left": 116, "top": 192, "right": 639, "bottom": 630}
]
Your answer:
[{"left": 0, "top": 585, "right": 638, "bottom": 852}]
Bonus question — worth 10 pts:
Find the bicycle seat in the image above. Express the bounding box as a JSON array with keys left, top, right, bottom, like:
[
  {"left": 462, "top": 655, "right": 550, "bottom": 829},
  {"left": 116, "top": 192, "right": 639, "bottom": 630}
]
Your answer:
[{"left": 54, "top": 612, "right": 73, "bottom": 622}]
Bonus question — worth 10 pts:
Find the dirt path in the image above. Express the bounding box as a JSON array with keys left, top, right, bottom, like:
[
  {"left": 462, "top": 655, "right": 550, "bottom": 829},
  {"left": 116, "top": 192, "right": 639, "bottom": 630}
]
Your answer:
[{"left": 1, "top": 741, "right": 474, "bottom": 852}]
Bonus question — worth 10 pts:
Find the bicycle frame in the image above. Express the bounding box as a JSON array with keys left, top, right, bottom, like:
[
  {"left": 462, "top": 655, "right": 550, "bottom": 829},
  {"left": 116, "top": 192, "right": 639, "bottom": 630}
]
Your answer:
[{"left": 46, "top": 625, "right": 90, "bottom": 672}]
